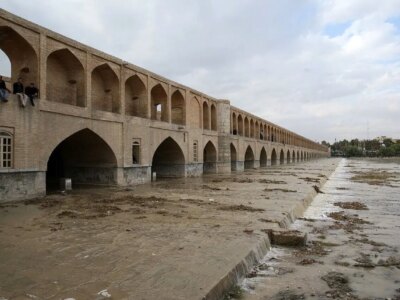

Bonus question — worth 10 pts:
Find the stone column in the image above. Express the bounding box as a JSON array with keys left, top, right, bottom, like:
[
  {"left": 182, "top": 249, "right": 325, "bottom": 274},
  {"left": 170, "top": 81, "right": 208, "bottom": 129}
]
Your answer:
[
  {"left": 39, "top": 33, "right": 47, "bottom": 101},
  {"left": 216, "top": 99, "right": 231, "bottom": 173}
]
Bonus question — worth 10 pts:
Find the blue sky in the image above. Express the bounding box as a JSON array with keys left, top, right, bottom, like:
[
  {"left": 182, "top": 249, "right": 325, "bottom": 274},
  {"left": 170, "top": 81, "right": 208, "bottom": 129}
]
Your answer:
[{"left": 1, "top": 0, "right": 399, "bottom": 143}]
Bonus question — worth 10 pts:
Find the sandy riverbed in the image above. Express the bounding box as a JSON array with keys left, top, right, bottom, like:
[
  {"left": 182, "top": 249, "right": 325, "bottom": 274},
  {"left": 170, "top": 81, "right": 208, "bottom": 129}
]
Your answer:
[{"left": 0, "top": 158, "right": 340, "bottom": 300}]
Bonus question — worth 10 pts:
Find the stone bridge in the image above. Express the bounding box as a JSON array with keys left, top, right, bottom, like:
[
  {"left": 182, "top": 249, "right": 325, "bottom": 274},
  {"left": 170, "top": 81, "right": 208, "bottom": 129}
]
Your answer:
[{"left": 0, "top": 9, "right": 329, "bottom": 201}]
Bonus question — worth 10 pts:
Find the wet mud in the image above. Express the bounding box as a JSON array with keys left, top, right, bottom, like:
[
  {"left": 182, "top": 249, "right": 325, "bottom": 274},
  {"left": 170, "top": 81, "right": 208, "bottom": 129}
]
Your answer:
[
  {"left": 0, "top": 159, "right": 339, "bottom": 300},
  {"left": 240, "top": 158, "right": 400, "bottom": 300}
]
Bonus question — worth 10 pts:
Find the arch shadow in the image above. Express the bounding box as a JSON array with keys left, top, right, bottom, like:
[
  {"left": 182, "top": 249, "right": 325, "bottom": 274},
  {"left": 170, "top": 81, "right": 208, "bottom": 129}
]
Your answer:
[{"left": 46, "top": 128, "right": 118, "bottom": 191}]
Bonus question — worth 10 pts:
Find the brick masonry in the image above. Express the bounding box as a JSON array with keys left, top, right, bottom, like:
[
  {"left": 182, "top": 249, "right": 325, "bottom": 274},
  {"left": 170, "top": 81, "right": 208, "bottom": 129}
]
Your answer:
[{"left": 0, "top": 9, "right": 329, "bottom": 202}]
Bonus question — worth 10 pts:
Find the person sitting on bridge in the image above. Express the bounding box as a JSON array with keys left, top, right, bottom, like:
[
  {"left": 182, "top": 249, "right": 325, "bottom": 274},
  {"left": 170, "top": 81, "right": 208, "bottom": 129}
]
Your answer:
[
  {"left": 13, "top": 77, "right": 29, "bottom": 107},
  {"left": 25, "top": 82, "right": 39, "bottom": 106},
  {"left": 0, "top": 76, "right": 11, "bottom": 102}
]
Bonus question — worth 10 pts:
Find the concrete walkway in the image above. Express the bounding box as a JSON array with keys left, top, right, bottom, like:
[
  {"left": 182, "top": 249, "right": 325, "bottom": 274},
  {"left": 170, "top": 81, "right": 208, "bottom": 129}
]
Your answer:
[{"left": 0, "top": 158, "right": 341, "bottom": 300}]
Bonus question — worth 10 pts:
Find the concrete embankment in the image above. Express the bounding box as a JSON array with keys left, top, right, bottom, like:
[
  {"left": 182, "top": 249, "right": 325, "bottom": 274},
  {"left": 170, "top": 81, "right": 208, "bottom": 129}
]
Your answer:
[
  {"left": 0, "top": 158, "right": 340, "bottom": 300},
  {"left": 203, "top": 159, "right": 339, "bottom": 300}
]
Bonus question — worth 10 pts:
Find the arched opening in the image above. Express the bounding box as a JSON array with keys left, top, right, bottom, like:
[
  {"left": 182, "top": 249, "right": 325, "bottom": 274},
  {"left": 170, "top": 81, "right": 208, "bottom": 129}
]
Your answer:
[
  {"left": 244, "top": 146, "right": 255, "bottom": 169},
  {"left": 250, "top": 119, "right": 254, "bottom": 138},
  {"left": 46, "top": 129, "right": 118, "bottom": 191},
  {"left": 254, "top": 121, "right": 259, "bottom": 139},
  {"left": 279, "top": 149, "right": 285, "bottom": 164},
  {"left": 171, "top": 90, "right": 185, "bottom": 125},
  {"left": 271, "top": 149, "right": 277, "bottom": 165},
  {"left": 211, "top": 104, "right": 217, "bottom": 131},
  {"left": 230, "top": 143, "right": 237, "bottom": 171},
  {"left": 297, "top": 151, "right": 300, "bottom": 162},
  {"left": 91, "top": 64, "right": 120, "bottom": 113},
  {"left": 244, "top": 117, "right": 249, "bottom": 137},
  {"left": 292, "top": 150, "right": 296, "bottom": 162},
  {"left": 152, "top": 137, "right": 185, "bottom": 178},
  {"left": 260, "top": 147, "right": 267, "bottom": 168},
  {"left": 46, "top": 49, "right": 85, "bottom": 106},
  {"left": 301, "top": 151, "right": 303, "bottom": 161},
  {"left": 203, "top": 141, "right": 217, "bottom": 174},
  {"left": 125, "top": 74, "right": 147, "bottom": 118},
  {"left": 238, "top": 115, "right": 244, "bottom": 136},
  {"left": 151, "top": 84, "right": 168, "bottom": 122},
  {"left": 190, "top": 96, "right": 201, "bottom": 128},
  {"left": 0, "top": 26, "right": 38, "bottom": 90},
  {"left": 0, "top": 49, "right": 11, "bottom": 78},
  {"left": 266, "top": 125, "right": 270, "bottom": 141},
  {"left": 203, "top": 101, "right": 210, "bottom": 130},
  {"left": 232, "top": 112, "right": 237, "bottom": 135},
  {"left": 286, "top": 150, "right": 291, "bottom": 164},
  {"left": 259, "top": 124, "right": 264, "bottom": 140}
]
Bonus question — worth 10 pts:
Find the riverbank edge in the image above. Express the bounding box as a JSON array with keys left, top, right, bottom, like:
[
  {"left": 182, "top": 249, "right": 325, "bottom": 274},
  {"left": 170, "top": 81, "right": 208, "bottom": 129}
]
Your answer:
[{"left": 202, "top": 159, "right": 340, "bottom": 300}]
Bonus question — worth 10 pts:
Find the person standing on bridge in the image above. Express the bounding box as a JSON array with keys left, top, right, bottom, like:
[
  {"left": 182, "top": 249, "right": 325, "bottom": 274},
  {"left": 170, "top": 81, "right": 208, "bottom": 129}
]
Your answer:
[
  {"left": 0, "top": 76, "right": 11, "bottom": 102},
  {"left": 13, "top": 77, "right": 29, "bottom": 107},
  {"left": 25, "top": 82, "right": 39, "bottom": 106}
]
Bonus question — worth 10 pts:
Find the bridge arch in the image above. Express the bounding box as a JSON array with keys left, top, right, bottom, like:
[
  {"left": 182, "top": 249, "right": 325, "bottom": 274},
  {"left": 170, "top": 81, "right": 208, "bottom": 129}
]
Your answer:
[
  {"left": 171, "top": 90, "right": 185, "bottom": 125},
  {"left": 152, "top": 137, "right": 185, "bottom": 178},
  {"left": 279, "top": 149, "right": 285, "bottom": 165},
  {"left": 46, "top": 48, "right": 85, "bottom": 106},
  {"left": 260, "top": 147, "right": 267, "bottom": 168},
  {"left": 244, "top": 145, "right": 255, "bottom": 169},
  {"left": 46, "top": 128, "right": 118, "bottom": 191},
  {"left": 297, "top": 150, "right": 300, "bottom": 162},
  {"left": 203, "top": 140, "right": 217, "bottom": 174},
  {"left": 230, "top": 143, "right": 237, "bottom": 171},
  {"left": 271, "top": 148, "right": 277, "bottom": 165},
  {"left": 125, "top": 74, "right": 147, "bottom": 118},
  {"left": 286, "top": 150, "right": 291, "bottom": 164},
  {"left": 91, "top": 63, "right": 120, "bottom": 113},
  {"left": 292, "top": 150, "right": 295, "bottom": 162},
  {"left": 0, "top": 26, "right": 38, "bottom": 85}
]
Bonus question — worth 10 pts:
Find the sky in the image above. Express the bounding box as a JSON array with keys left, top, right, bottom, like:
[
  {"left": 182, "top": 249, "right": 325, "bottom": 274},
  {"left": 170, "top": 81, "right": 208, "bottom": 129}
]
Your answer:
[{"left": 1, "top": 0, "right": 399, "bottom": 143}]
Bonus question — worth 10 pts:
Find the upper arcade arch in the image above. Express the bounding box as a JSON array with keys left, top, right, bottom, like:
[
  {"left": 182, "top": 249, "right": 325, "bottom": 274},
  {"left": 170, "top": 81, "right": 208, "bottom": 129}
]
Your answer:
[
  {"left": 125, "top": 74, "right": 147, "bottom": 118},
  {"left": 238, "top": 115, "right": 244, "bottom": 136},
  {"left": 91, "top": 63, "right": 120, "bottom": 113},
  {"left": 151, "top": 83, "right": 168, "bottom": 122},
  {"left": 189, "top": 96, "right": 201, "bottom": 128},
  {"left": 210, "top": 104, "right": 217, "bottom": 131},
  {"left": 203, "top": 101, "right": 210, "bottom": 130},
  {"left": 46, "top": 48, "right": 85, "bottom": 107},
  {"left": 0, "top": 26, "right": 38, "bottom": 85},
  {"left": 171, "top": 90, "right": 185, "bottom": 125}
]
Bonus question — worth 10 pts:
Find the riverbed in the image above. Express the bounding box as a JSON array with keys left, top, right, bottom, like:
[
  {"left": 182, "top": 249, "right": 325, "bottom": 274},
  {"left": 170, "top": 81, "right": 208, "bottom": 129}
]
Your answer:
[{"left": 241, "top": 158, "right": 400, "bottom": 299}]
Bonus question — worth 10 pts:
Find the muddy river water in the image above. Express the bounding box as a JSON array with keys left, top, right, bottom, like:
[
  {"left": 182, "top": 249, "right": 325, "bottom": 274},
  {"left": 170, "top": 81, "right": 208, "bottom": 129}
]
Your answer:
[{"left": 241, "top": 158, "right": 400, "bottom": 300}]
